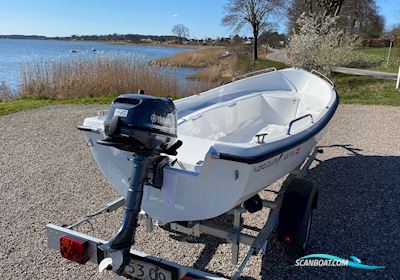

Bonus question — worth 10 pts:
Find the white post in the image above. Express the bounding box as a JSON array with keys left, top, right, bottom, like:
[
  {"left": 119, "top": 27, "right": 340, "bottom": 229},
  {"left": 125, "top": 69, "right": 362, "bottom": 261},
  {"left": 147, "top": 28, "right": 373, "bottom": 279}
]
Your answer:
[
  {"left": 386, "top": 41, "right": 393, "bottom": 67},
  {"left": 396, "top": 66, "right": 400, "bottom": 90}
]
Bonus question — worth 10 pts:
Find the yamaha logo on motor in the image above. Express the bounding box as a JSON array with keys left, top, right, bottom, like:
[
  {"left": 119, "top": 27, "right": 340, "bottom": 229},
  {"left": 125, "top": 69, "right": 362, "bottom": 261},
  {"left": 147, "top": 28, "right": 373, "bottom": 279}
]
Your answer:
[{"left": 150, "top": 113, "right": 171, "bottom": 127}]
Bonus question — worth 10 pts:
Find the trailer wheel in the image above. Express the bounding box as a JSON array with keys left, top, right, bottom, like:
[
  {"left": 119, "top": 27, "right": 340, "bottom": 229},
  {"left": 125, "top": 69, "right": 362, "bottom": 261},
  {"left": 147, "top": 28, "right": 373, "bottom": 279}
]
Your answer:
[{"left": 277, "top": 178, "right": 318, "bottom": 251}]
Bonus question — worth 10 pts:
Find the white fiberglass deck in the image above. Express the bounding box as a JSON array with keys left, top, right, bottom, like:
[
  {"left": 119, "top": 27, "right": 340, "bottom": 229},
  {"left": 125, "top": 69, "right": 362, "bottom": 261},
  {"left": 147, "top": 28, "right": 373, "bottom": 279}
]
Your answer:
[{"left": 178, "top": 91, "right": 321, "bottom": 144}]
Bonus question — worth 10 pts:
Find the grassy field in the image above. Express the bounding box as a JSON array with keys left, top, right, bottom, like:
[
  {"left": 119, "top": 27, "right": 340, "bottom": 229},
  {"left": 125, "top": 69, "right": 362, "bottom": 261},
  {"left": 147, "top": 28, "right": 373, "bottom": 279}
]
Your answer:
[
  {"left": 352, "top": 47, "right": 399, "bottom": 73},
  {"left": 333, "top": 73, "right": 400, "bottom": 106},
  {"left": 0, "top": 96, "right": 116, "bottom": 116},
  {"left": 253, "top": 59, "right": 287, "bottom": 71},
  {"left": 357, "top": 47, "right": 389, "bottom": 56}
]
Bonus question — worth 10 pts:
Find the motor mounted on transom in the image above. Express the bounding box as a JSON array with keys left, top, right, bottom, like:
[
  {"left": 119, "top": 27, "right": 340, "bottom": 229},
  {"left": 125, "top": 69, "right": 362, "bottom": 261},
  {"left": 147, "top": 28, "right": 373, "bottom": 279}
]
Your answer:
[{"left": 98, "top": 90, "right": 181, "bottom": 155}]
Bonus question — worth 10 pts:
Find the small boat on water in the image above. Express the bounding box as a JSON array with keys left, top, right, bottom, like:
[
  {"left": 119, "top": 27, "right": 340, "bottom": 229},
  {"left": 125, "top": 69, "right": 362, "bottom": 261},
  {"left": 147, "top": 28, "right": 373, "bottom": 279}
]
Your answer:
[
  {"left": 79, "top": 67, "right": 338, "bottom": 225},
  {"left": 69, "top": 49, "right": 78, "bottom": 53}
]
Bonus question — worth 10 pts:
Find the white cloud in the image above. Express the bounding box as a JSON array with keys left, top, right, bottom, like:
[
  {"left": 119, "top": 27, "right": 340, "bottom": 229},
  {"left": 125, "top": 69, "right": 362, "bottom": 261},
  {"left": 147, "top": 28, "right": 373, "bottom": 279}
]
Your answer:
[{"left": 172, "top": 14, "right": 178, "bottom": 18}]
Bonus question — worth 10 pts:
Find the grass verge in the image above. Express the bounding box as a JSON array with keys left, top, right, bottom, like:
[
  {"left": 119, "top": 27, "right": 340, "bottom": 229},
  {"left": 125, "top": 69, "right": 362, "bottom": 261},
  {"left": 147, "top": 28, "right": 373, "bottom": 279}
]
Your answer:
[
  {"left": 253, "top": 59, "right": 287, "bottom": 71},
  {"left": 350, "top": 47, "right": 399, "bottom": 73},
  {"left": 333, "top": 73, "right": 400, "bottom": 106},
  {"left": 0, "top": 96, "right": 115, "bottom": 116},
  {"left": 0, "top": 94, "right": 186, "bottom": 116}
]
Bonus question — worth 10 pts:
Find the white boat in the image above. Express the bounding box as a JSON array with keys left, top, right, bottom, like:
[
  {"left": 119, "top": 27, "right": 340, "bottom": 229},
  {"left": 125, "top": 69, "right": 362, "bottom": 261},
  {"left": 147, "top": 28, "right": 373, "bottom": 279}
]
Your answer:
[{"left": 79, "top": 68, "right": 338, "bottom": 225}]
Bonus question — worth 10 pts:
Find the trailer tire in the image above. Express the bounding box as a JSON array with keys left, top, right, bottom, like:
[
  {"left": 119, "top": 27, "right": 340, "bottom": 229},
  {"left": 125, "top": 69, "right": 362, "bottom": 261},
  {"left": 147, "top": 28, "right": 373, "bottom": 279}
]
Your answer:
[{"left": 277, "top": 178, "right": 318, "bottom": 251}]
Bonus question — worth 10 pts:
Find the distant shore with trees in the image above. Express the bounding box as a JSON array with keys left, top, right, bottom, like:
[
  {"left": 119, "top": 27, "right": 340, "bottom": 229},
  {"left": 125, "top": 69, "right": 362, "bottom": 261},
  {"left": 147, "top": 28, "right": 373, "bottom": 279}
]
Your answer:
[{"left": 0, "top": 32, "right": 287, "bottom": 48}]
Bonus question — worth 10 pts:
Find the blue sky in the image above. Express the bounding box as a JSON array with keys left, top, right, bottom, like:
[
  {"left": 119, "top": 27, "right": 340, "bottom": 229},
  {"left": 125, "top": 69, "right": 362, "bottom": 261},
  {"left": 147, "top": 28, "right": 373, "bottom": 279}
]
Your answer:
[{"left": 0, "top": 0, "right": 398, "bottom": 38}]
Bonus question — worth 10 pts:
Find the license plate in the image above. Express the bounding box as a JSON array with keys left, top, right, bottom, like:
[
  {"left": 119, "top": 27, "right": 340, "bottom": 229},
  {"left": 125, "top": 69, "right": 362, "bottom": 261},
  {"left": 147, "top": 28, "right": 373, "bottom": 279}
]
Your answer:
[{"left": 123, "top": 258, "right": 175, "bottom": 280}]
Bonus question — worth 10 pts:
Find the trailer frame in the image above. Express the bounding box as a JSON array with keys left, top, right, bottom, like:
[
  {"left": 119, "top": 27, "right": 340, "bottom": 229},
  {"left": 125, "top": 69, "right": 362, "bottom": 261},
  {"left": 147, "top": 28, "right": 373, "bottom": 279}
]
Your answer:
[{"left": 46, "top": 146, "right": 319, "bottom": 280}]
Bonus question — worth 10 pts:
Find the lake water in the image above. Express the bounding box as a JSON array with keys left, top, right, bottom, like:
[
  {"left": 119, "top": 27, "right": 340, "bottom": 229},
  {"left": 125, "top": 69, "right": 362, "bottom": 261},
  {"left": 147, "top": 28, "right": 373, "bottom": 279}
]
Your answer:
[{"left": 0, "top": 39, "right": 198, "bottom": 94}]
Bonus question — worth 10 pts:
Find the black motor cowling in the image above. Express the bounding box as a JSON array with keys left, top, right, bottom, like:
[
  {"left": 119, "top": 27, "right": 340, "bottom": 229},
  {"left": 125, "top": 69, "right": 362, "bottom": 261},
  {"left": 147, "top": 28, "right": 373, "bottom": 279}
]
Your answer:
[{"left": 98, "top": 93, "right": 180, "bottom": 155}]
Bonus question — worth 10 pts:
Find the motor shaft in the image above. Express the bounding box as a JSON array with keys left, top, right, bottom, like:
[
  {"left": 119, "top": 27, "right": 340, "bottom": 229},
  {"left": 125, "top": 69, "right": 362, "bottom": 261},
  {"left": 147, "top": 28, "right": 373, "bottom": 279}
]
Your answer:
[{"left": 108, "top": 154, "right": 151, "bottom": 267}]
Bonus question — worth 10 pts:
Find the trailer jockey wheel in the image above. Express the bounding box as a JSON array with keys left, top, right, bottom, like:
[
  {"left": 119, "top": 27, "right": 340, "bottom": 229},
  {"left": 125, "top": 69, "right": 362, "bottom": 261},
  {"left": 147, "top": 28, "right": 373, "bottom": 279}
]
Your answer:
[{"left": 277, "top": 178, "right": 318, "bottom": 251}]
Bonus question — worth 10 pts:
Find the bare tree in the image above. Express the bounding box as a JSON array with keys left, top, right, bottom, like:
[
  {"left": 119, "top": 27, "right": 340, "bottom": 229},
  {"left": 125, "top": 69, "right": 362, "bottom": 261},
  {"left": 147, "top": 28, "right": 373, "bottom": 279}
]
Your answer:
[
  {"left": 307, "top": 0, "right": 345, "bottom": 17},
  {"left": 222, "top": 0, "right": 286, "bottom": 60},
  {"left": 288, "top": 0, "right": 344, "bottom": 34},
  {"left": 171, "top": 24, "right": 189, "bottom": 43},
  {"left": 339, "top": 0, "right": 384, "bottom": 37},
  {"left": 288, "top": 0, "right": 384, "bottom": 38}
]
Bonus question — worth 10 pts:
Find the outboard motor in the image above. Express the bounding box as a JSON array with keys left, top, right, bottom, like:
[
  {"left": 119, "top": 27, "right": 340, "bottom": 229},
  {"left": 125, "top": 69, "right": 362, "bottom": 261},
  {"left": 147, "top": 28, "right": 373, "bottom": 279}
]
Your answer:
[
  {"left": 97, "top": 91, "right": 182, "bottom": 274},
  {"left": 99, "top": 93, "right": 180, "bottom": 155}
]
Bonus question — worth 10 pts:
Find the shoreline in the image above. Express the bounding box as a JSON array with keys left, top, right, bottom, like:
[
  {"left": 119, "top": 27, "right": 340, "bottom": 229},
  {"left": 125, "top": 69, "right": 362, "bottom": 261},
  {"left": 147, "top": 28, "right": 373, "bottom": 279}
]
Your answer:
[
  {"left": 0, "top": 37, "right": 207, "bottom": 50},
  {"left": 108, "top": 41, "right": 205, "bottom": 49},
  {"left": 0, "top": 38, "right": 209, "bottom": 50},
  {"left": 0, "top": 39, "right": 204, "bottom": 95}
]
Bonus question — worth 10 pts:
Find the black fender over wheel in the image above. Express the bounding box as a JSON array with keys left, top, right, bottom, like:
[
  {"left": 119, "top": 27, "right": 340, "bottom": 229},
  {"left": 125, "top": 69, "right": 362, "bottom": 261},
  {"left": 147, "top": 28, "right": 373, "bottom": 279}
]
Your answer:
[{"left": 277, "top": 178, "right": 319, "bottom": 250}]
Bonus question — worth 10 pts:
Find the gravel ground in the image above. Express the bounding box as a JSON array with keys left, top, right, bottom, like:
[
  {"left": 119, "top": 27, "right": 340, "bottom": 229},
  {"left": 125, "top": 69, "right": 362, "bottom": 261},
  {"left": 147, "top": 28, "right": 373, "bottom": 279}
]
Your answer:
[{"left": 0, "top": 104, "right": 399, "bottom": 280}]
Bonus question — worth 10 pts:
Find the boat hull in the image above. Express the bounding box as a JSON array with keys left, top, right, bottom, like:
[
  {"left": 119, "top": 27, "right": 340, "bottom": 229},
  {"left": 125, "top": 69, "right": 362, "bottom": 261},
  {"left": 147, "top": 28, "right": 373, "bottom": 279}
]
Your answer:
[{"left": 83, "top": 128, "right": 322, "bottom": 225}]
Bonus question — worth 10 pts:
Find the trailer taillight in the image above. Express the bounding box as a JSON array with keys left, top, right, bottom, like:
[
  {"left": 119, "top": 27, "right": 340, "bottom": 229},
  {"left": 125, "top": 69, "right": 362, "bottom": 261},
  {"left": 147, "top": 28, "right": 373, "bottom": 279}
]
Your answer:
[{"left": 60, "top": 236, "right": 89, "bottom": 264}]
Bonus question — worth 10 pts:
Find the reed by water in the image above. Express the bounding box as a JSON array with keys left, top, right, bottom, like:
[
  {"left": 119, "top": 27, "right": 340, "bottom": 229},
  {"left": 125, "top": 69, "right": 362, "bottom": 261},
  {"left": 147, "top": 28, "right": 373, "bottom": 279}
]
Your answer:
[
  {"left": 20, "top": 54, "right": 180, "bottom": 99},
  {"left": 153, "top": 47, "right": 228, "bottom": 68}
]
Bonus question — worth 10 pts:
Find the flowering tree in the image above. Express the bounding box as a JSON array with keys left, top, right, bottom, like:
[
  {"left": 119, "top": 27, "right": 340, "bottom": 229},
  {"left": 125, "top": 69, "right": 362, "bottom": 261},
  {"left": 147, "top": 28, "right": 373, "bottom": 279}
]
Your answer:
[{"left": 289, "top": 13, "right": 357, "bottom": 75}]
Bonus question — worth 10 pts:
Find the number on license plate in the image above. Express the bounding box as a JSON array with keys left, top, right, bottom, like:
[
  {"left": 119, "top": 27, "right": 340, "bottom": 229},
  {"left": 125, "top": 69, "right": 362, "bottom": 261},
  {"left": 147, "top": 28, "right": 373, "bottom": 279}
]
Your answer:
[{"left": 123, "top": 259, "right": 173, "bottom": 280}]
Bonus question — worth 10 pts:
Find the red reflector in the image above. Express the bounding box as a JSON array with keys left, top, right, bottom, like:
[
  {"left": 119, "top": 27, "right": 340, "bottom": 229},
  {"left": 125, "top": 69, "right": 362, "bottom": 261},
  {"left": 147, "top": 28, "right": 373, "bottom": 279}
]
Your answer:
[
  {"left": 283, "top": 234, "right": 294, "bottom": 244},
  {"left": 60, "top": 236, "right": 89, "bottom": 264},
  {"left": 181, "top": 276, "right": 194, "bottom": 280}
]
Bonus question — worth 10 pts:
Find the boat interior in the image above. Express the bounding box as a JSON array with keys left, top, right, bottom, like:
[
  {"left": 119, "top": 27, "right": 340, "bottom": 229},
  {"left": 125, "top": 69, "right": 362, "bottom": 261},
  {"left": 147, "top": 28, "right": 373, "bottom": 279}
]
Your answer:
[{"left": 178, "top": 91, "right": 323, "bottom": 144}]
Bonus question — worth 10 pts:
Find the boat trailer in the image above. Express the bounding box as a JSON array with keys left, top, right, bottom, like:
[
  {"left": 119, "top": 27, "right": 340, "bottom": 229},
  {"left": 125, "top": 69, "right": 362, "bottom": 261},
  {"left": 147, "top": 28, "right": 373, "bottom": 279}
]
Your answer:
[{"left": 46, "top": 147, "right": 321, "bottom": 280}]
